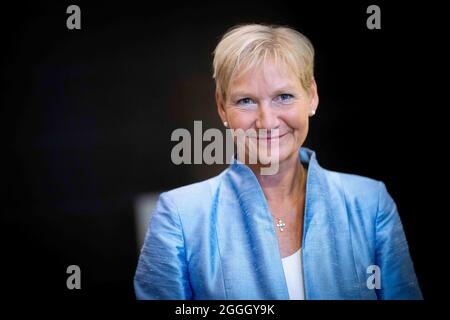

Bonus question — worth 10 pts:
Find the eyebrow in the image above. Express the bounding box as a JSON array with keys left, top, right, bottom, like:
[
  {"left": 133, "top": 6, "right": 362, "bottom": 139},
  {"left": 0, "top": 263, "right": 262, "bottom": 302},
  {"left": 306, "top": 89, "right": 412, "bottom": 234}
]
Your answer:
[{"left": 229, "top": 84, "right": 298, "bottom": 98}]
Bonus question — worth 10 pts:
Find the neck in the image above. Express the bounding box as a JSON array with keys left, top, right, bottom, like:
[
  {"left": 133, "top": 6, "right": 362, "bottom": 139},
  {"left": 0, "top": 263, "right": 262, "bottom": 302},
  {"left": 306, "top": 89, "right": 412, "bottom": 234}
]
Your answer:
[{"left": 249, "top": 152, "right": 306, "bottom": 203}]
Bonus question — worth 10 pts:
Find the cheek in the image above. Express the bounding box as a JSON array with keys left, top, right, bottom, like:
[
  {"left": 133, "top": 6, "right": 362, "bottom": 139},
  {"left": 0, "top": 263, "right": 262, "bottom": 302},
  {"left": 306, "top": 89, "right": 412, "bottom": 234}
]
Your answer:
[
  {"left": 293, "top": 116, "right": 309, "bottom": 141},
  {"left": 227, "top": 110, "right": 254, "bottom": 129},
  {"left": 281, "top": 108, "right": 309, "bottom": 148},
  {"left": 282, "top": 106, "right": 309, "bottom": 131}
]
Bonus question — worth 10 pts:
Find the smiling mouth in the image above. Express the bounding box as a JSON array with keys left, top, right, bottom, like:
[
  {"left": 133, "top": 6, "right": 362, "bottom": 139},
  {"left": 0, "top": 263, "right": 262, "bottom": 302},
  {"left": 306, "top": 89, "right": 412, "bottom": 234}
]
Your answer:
[{"left": 254, "top": 132, "right": 289, "bottom": 140}]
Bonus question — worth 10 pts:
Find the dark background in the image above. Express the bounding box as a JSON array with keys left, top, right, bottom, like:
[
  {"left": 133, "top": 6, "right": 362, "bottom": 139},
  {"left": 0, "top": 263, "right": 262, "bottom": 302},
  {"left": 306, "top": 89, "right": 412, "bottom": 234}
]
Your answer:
[{"left": 1, "top": 0, "right": 444, "bottom": 300}]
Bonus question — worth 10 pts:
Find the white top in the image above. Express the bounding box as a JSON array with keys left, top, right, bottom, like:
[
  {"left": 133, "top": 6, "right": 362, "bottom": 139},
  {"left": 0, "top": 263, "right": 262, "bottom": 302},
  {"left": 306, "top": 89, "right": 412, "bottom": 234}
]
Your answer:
[{"left": 281, "top": 248, "right": 305, "bottom": 300}]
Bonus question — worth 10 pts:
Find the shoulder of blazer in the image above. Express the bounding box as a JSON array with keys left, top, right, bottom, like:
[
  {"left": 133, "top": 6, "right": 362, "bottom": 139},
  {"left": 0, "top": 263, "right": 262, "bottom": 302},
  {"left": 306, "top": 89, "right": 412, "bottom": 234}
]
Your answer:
[
  {"left": 162, "top": 169, "right": 227, "bottom": 218},
  {"left": 320, "top": 168, "right": 383, "bottom": 213}
]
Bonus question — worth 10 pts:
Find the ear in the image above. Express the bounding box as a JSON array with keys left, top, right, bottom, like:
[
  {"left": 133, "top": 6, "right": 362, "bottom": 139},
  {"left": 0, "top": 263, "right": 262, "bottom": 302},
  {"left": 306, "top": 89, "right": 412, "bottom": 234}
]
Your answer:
[
  {"left": 215, "top": 90, "right": 228, "bottom": 124},
  {"left": 309, "top": 77, "right": 319, "bottom": 113}
]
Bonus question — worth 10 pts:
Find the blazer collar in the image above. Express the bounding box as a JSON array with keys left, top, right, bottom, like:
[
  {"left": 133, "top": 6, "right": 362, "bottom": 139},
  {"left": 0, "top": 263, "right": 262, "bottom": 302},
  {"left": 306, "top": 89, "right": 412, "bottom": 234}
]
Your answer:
[{"left": 225, "top": 147, "right": 362, "bottom": 299}]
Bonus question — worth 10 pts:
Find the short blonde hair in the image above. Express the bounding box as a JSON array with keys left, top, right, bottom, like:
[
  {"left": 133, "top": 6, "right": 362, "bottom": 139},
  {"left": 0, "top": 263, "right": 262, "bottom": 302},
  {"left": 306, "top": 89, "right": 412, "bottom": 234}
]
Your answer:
[{"left": 213, "top": 24, "right": 315, "bottom": 101}]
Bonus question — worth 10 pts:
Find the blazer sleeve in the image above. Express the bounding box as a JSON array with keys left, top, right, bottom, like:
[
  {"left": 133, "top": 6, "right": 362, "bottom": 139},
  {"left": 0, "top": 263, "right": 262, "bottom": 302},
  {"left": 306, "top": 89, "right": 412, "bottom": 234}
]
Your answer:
[
  {"left": 374, "top": 182, "right": 423, "bottom": 300},
  {"left": 134, "top": 192, "right": 193, "bottom": 299}
]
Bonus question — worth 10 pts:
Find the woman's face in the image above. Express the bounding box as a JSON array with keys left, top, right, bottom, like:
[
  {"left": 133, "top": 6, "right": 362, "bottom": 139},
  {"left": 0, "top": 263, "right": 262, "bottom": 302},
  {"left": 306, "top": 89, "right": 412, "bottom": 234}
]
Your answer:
[{"left": 216, "top": 60, "right": 318, "bottom": 167}]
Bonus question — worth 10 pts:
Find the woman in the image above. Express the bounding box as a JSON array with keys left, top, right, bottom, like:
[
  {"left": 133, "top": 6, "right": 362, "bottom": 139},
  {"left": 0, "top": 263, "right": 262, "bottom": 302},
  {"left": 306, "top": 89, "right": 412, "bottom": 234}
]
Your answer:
[{"left": 134, "top": 24, "right": 422, "bottom": 299}]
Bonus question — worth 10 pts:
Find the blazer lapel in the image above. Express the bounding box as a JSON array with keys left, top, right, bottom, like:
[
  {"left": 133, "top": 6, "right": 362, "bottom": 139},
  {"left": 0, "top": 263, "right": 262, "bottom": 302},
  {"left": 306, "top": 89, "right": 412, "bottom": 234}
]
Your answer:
[
  {"left": 301, "top": 149, "right": 362, "bottom": 299},
  {"left": 217, "top": 158, "right": 289, "bottom": 299}
]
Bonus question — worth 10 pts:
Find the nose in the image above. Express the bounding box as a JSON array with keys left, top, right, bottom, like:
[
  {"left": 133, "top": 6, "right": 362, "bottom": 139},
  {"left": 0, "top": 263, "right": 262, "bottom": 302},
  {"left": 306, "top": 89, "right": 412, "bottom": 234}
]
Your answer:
[{"left": 255, "top": 101, "right": 279, "bottom": 130}]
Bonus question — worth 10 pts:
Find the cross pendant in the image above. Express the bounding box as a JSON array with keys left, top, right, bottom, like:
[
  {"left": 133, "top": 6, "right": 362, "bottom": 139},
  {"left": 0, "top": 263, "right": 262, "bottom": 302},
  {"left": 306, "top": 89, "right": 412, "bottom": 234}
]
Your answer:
[{"left": 276, "top": 218, "right": 286, "bottom": 232}]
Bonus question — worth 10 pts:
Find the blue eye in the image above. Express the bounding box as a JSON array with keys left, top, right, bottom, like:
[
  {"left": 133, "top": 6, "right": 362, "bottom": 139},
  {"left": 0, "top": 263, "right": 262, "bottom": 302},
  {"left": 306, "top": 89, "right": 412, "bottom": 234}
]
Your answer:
[
  {"left": 280, "top": 94, "right": 293, "bottom": 100},
  {"left": 275, "top": 94, "right": 294, "bottom": 103},
  {"left": 236, "top": 97, "right": 256, "bottom": 106}
]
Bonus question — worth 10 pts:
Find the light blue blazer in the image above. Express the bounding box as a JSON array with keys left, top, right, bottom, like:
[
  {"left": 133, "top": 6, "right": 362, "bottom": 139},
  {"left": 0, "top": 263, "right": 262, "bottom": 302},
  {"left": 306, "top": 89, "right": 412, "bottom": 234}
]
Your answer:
[{"left": 134, "top": 148, "right": 422, "bottom": 299}]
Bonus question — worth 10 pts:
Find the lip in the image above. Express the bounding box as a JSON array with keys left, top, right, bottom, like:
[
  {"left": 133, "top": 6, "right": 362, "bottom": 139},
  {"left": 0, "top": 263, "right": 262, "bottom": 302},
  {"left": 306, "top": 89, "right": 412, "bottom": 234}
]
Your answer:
[{"left": 255, "top": 132, "right": 289, "bottom": 140}]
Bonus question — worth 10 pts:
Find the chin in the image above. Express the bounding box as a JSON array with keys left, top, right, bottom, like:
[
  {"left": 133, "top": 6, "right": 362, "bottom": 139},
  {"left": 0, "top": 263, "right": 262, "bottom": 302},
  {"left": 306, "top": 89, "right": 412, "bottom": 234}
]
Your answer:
[
  {"left": 250, "top": 144, "right": 294, "bottom": 165},
  {"left": 244, "top": 135, "right": 299, "bottom": 165}
]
